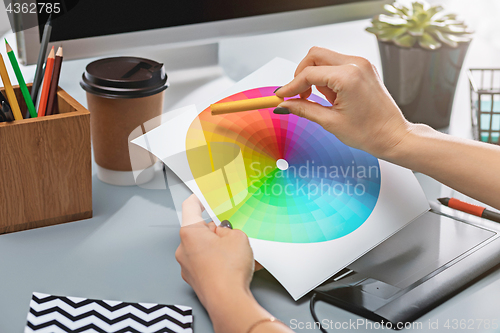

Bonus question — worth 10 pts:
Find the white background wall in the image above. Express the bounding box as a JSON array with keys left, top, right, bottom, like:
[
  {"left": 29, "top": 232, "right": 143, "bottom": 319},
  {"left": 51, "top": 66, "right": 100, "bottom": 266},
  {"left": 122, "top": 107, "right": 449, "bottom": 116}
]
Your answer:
[{"left": 0, "top": 4, "right": 11, "bottom": 35}]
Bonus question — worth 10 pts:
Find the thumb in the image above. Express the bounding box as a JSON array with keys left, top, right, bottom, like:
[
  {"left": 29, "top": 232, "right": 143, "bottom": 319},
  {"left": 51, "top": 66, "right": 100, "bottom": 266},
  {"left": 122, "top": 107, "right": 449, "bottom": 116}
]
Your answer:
[
  {"left": 182, "top": 194, "right": 205, "bottom": 227},
  {"left": 278, "top": 98, "right": 335, "bottom": 127}
]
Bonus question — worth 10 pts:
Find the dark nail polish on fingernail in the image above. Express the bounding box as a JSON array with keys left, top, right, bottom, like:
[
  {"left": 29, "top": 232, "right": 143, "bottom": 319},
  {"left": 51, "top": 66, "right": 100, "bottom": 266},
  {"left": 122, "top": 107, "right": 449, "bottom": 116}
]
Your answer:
[
  {"left": 274, "top": 86, "right": 282, "bottom": 93},
  {"left": 273, "top": 107, "right": 290, "bottom": 115},
  {"left": 220, "top": 220, "right": 233, "bottom": 229}
]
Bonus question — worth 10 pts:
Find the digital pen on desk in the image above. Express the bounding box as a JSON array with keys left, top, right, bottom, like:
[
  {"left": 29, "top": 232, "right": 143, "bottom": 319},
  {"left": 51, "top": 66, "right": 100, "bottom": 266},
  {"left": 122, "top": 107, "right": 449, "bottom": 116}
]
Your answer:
[{"left": 438, "top": 197, "right": 500, "bottom": 223}]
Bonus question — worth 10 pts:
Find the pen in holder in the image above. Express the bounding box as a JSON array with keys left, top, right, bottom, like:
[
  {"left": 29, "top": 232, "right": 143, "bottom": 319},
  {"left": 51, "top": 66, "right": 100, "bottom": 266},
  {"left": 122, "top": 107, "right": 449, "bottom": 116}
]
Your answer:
[
  {"left": 468, "top": 68, "right": 500, "bottom": 145},
  {"left": 0, "top": 84, "right": 92, "bottom": 234}
]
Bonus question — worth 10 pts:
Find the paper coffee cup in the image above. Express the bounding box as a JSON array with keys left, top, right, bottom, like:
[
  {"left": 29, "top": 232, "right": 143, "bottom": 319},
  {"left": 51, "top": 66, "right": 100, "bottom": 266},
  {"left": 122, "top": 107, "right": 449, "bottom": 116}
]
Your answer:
[{"left": 81, "top": 57, "right": 168, "bottom": 186}]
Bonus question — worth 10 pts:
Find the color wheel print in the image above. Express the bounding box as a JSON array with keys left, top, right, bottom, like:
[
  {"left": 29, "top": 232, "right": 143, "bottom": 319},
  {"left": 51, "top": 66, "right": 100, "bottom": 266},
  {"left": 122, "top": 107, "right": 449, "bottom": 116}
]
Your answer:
[{"left": 186, "top": 87, "right": 381, "bottom": 243}]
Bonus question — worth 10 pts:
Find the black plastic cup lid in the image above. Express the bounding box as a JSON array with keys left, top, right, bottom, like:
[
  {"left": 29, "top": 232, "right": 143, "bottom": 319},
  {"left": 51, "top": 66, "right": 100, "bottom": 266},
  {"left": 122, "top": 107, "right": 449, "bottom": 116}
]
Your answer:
[{"left": 80, "top": 57, "right": 168, "bottom": 99}]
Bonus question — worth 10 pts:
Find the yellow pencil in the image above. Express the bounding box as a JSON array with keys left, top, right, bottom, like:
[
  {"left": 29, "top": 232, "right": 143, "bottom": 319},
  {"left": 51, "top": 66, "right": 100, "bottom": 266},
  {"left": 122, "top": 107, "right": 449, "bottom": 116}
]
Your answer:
[
  {"left": 0, "top": 53, "right": 22, "bottom": 120},
  {"left": 210, "top": 95, "right": 284, "bottom": 115}
]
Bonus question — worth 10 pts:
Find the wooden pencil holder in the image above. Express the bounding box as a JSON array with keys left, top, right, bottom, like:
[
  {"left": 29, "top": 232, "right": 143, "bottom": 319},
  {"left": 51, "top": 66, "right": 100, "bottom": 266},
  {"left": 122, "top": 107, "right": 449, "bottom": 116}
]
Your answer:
[{"left": 0, "top": 84, "right": 92, "bottom": 234}]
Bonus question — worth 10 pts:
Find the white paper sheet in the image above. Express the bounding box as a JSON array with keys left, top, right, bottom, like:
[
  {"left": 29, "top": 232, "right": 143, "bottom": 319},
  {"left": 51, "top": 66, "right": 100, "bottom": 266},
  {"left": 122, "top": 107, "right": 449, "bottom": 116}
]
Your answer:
[{"left": 133, "top": 58, "right": 430, "bottom": 300}]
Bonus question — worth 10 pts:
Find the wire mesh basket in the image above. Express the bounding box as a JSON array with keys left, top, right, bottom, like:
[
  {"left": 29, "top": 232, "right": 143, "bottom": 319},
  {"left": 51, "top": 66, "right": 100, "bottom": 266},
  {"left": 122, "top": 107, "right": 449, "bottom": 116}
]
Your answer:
[{"left": 468, "top": 69, "right": 500, "bottom": 144}]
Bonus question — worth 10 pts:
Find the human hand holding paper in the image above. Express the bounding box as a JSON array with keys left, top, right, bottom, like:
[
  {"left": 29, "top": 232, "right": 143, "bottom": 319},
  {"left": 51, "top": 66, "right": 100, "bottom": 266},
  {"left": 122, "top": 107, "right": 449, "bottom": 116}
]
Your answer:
[
  {"left": 177, "top": 195, "right": 256, "bottom": 303},
  {"left": 179, "top": 194, "right": 262, "bottom": 264},
  {"left": 176, "top": 195, "right": 290, "bottom": 333}
]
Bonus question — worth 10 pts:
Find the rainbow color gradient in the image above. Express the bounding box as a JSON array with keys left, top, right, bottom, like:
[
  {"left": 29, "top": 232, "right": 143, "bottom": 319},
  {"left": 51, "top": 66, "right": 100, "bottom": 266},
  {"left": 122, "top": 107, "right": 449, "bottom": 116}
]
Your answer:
[{"left": 186, "top": 87, "right": 381, "bottom": 243}]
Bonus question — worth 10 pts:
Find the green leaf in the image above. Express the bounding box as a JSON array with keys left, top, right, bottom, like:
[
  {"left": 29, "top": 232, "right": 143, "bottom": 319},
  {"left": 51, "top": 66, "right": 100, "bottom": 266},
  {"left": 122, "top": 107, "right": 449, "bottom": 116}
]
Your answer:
[
  {"left": 441, "top": 13, "right": 459, "bottom": 20},
  {"left": 427, "top": 5, "right": 444, "bottom": 19},
  {"left": 431, "top": 29, "right": 457, "bottom": 47},
  {"left": 371, "top": 19, "right": 393, "bottom": 30},
  {"left": 430, "top": 20, "right": 465, "bottom": 28},
  {"left": 415, "top": 12, "right": 429, "bottom": 23},
  {"left": 393, "top": 34, "right": 417, "bottom": 48},
  {"left": 434, "top": 13, "right": 459, "bottom": 22},
  {"left": 438, "top": 25, "right": 471, "bottom": 34},
  {"left": 377, "top": 27, "right": 409, "bottom": 41},
  {"left": 412, "top": 2, "right": 425, "bottom": 14},
  {"left": 393, "top": 2, "right": 411, "bottom": 16},
  {"left": 407, "top": 23, "right": 425, "bottom": 36},
  {"left": 421, "top": 0, "right": 431, "bottom": 10},
  {"left": 384, "top": 4, "right": 410, "bottom": 18},
  {"left": 376, "top": 14, "right": 408, "bottom": 26},
  {"left": 446, "top": 33, "right": 473, "bottom": 42},
  {"left": 384, "top": 4, "right": 399, "bottom": 15},
  {"left": 418, "top": 32, "right": 442, "bottom": 50}
]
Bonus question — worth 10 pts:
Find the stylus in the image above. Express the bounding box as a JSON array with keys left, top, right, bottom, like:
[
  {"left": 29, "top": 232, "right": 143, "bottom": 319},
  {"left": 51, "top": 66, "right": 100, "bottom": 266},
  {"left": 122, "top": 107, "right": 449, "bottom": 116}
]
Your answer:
[{"left": 438, "top": 197, "right": 500, "bottom": 223}]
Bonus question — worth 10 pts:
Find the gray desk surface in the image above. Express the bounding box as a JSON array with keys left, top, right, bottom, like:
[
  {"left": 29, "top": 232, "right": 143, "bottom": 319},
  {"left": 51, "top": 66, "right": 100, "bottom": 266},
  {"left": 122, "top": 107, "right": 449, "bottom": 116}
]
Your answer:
[{"left": 2, "top": 1, "right": 500, "bottom": 331}]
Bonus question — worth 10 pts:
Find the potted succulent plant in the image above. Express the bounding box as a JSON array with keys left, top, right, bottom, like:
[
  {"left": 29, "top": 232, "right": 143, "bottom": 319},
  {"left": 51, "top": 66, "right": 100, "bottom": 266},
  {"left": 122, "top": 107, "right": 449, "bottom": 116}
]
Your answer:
[{"left": 366, "top": 1, "right": 473, "bottom": 129}]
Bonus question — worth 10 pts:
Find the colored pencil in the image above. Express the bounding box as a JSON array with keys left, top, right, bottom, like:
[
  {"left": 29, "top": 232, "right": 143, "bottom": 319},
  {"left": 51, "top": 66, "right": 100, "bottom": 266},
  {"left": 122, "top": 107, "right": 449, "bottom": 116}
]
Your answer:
[
  {"left": 46, "top": 46, "right": 63, "bottom": 116},
  {"left": 0, "top": 53, "right": 23, "bottom": 120},
  {"left": 210, "top": 95, "right": 285, "bottom": 115},
  {"left": 30, "top": 15, "right": 52, "bottom": 111},
  {"left": 5, "top": 39, "right": 37, "bottom": 118},
  {"left": 37, "top": 47, "right": 55, "bottom": 117}
]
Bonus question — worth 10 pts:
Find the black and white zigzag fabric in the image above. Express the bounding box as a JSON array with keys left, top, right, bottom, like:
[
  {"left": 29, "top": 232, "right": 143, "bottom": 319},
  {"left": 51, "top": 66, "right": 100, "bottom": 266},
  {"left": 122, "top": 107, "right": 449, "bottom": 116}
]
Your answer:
[{"left": 25, "top": 292, "right": 193, "bottom": 333}]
